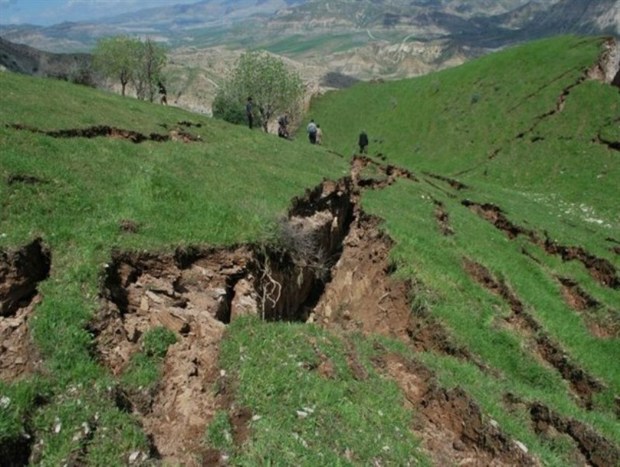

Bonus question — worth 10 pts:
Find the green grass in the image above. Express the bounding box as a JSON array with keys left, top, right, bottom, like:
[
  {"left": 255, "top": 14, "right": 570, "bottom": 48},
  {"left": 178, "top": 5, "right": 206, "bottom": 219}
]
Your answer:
[
  {"left": 311, "top": 35, "right": 619, "bottom": 222},
  {"left": 1, "top": 34, "right": 619, "bottom": 465},
  {"left": 307, "top": 34, "right": 620, "bottom": 459},
  {"left": 0, "top": 70, "right": 349, "bottom": 463},
  {"left": 217, "top": 317, "right": 428, "bottom": 465},
  {"left": 121, "top": 327, "right": 178, "bottom": 390}
]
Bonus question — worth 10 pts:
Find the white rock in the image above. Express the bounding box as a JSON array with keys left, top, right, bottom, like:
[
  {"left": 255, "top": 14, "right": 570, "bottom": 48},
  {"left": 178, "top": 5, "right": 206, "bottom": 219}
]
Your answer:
[
  {"left": 128, "top": 450, "right": 142, "bottom": 464},
  {"left": 515, "top": 440, "right": 528, "bottom": 454}
]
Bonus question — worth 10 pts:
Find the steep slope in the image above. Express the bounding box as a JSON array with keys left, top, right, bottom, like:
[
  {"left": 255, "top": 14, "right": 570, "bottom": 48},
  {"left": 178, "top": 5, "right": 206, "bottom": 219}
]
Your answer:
[
  {"left": 308, "top": 35, "right": 620, "bottom": 464},
  {"left": 311, "top": 35, "right": 620, "bottom": 218}
]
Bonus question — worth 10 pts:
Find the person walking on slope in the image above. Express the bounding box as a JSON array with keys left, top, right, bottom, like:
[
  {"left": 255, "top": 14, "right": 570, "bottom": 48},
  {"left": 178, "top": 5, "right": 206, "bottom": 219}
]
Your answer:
[
  {"left": 358, "top": 130, "right": 369, "bottom": 154},
  {"left": 158, "top": 81, "right": 168, "bottom": 105},
  {"left": 316, "top": 124, "right": 323, "bottom": 145},
  {"left": 246, "top": 97, "right": 254, "bottom": 129},
  {"left": 278, "top": 114, "right": 289, "bottom": 139},
  {"left": 307, "top": 119, "right": 318, "bottom": 144}
]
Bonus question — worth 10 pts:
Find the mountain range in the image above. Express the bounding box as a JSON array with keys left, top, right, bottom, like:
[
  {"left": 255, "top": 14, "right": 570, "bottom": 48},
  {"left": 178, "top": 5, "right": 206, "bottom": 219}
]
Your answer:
[
  {"left": 1, "top": 0, "right": 618, "bottom": 114},
  {"left": 1, "top": 0, "right": 617, "bottom": 54}
]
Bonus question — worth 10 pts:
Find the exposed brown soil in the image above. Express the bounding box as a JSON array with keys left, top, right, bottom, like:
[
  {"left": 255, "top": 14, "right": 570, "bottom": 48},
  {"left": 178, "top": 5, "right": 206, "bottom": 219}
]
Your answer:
[
  {"left": 0, "top": 238, "right": 50, "bottom": 382},
  {"left": 350, "top": 155, "right": 416, "bottom": 189},
  {"left": 558, "top": 277, "right": 600, "bottom": 311},
  {"left": 530, "top": 402, "right": 620, "bottom": 467},
  {"left": 87, "top": 157, "right": 516, "bottom": 464},
  {"left": 463, "top": 199, "right": 620, "bottom": 289},
  {"left": 311, "top": 213, "right": 410, "bottom": 337},
  {"left": 463, "top": 259, "right": 604, "bottom": 408},
  {"left": 542, "top": 237, "right": 619, "bottom": 289},
  {"left": 433, "top": 199, "right": 455, "bottom": 236},
  {"left": 377, "top": 353, "right": 536, "bottom": 466},
  {"left": 558, "top": 276, "right": 619, "bottom": 339},
  {"left": 7, "top": 123, "right": 202, "bottom": 143},
  {"left": 83, "top": 150, "right": 616, "bottom": 464},
  {"left": 462, "top": 200, "right": 536, "bottom": 240},
  {"left": 92, "top": 247, "right": 253, "bottom": 465},
  {"left": 503, "top": 393, "right": 597, "bottom": 467},
  {"left": 310, "top": 212, "right": 475, "bottom": 366},
  {"left": 90, "top": 178, "right": 358, "bottom": 464}
]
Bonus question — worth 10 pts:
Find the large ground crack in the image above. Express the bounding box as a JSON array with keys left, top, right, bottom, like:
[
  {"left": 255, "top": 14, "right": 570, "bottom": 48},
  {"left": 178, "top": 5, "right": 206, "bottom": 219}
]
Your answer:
[
  {"left": 0, "top": 239, "right": 50, "bottom": 464},
  {"left": 91, "top": 179, "right": 356, "bottom": 464},
  {"left": 90, "top": 155, "right": 507, "bottom": 464},
  {"left": 375, "top": 352, "right": 536, "bottom": 466},
  {"left": 515, "top": 39, "right": 619, "bottom": 143},
  {"left": 558, "top": 276, "right": 619, "bottom": 339},
  {"left": 463, "top": 200, "right": 620, "bottom": 289},
  {"left": 6, "top": 123, "right": 202, "bottom": 143},
  {"left": 0, "top": 238, "right": 50, "bottom": 382},
  {"left": 530, "top": 402, "right": 620, "bottom": 467},
  {"left": 463, "top": 258, "right": 605, "bottom": 408}
]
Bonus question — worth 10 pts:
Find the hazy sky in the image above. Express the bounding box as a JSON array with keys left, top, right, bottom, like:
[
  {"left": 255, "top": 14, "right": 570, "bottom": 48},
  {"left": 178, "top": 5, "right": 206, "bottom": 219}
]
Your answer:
[{"left": 0, "top": 0, "right": 204, "bottom": 26}]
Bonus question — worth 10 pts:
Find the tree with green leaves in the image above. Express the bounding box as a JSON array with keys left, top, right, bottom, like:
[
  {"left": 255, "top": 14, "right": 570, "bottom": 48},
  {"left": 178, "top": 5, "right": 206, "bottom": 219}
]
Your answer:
[
  {"left": 93, "top": 36, "right": 166, "bottom": 101},
  {"left": 214, "top": 51, "right": 303, "bottom": 132},
  {"left": 93, "top": 36, "right": 140, "bottom": 97},
  {"left": 134, "top": 39, "right": 167, "bottom": 103}
]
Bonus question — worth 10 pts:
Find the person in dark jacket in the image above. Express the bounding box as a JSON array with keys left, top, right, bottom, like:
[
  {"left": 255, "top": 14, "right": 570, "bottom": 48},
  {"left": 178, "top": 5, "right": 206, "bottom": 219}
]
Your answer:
[
  {"left": 358, "top": 130, "right": 369, "bottom": 153},
  {"left": 307, "top": 119, "right": 318, "bottom": 144},
  {"left": 158, "top": 81, "right": 168, "bottom": 105},
  {"left": 278, "top": 114, "right": 289, "bottom": 139}
]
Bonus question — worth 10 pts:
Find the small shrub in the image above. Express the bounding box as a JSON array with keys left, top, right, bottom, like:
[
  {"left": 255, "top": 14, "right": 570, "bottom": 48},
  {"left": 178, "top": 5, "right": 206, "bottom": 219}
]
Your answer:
[
  {"left": 212, "top": 92, "right": 246, "bottom": 125},
  {"left": 206, "top": 411, "right": 233, "bottom": 451},
  {"left": 142, "top": 327, "right": 177, "bottom": 358}
]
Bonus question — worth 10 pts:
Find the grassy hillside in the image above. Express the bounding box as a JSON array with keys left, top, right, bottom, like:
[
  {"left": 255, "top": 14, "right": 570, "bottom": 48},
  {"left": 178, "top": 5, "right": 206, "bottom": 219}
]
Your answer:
[
  {"left": 309, "top": 34, "right": 620, "bottom": 462},
  {"left": 1, "top": 34, "right": 619, "bottom": 466}
]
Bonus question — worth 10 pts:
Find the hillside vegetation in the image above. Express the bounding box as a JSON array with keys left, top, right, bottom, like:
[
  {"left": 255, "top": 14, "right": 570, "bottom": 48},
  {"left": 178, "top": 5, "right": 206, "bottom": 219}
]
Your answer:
[{"left": 0, "top": 35, "right": 619, "bottom": 466}]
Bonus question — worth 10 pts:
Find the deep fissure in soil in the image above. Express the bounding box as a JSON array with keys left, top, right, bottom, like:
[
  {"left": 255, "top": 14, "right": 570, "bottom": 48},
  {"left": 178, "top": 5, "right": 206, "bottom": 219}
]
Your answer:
[
  {"left": 90, "top": 158, "right": 514, "bottom": 464},
  {"left": 375, "top": 352, "right": 536, "bottom": 466},
  {"left": 0, "top": 238, "right": 51, "bottom": 463},
  {"left": 7, "top": 123, "right": 201, "bottom": 143},
  {"left": 463, "top": 199, "right": 620, "bottom": 289},
  {"left": 463, "top": 258, "right": 604, "bottom": 408},
  {"left": 530, "top": 402, "right": 620, "bottom": 467},
  {"left": 91, "top": 178, "right": 358, "bottom": 464}
]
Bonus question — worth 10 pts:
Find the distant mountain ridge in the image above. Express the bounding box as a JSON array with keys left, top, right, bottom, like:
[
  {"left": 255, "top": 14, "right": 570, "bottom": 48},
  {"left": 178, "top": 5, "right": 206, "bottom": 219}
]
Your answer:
[
  {"left": 1, "top": 0, "right": 618, "bottom": 116},
  {"left": 1, "top": 0, "right": 617, "bottom": 54},
  {"left": 0, "top": 36, "right": 91, "bottom": 81}
]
